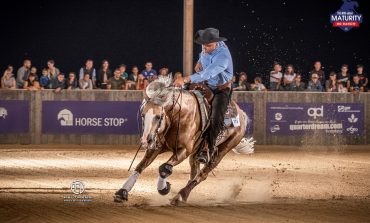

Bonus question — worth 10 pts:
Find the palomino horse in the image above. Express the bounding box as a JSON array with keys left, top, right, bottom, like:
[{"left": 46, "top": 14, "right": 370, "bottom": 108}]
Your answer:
[{"left": 114, "top": 76, "right": 254, "bottom": 205}]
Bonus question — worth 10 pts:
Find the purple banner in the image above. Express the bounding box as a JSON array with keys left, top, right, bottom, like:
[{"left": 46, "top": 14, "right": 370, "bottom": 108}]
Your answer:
[
  {"left": 267, "top": 103, "right": 364, "bottom": 135},
  {"left": 0, "top": 100, "right": 29, "bottom": 133},
  {"left": 238, "top": 103, "right": 254, "bottom": 135},
  {"left": 42, "top": 101, "right": 141, "bottom": 134}
]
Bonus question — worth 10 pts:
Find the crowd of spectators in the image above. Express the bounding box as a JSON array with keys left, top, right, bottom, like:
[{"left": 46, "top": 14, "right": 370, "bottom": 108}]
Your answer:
[{"left": 0, "top": 59, "right": 368, "bottom": 93}]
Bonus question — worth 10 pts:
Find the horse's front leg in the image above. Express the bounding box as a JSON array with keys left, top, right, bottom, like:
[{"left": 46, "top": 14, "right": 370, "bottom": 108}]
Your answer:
[
  {"left": 114, "top": 148, "right": 161, "bottom": 203},
  {"left": 157, "top": 148, "right": 187, "bottom": 195}
]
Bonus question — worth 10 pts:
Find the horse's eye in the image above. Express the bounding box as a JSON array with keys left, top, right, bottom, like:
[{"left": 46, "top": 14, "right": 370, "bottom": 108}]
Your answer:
[{"left": 155, "top": 115, "right": 161, "bottom": 120}]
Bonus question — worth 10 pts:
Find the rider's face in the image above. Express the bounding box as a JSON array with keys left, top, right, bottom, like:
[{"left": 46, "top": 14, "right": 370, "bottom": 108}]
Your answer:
[{"left": 202, "top": 42, "right": 217, "bottom": 54}]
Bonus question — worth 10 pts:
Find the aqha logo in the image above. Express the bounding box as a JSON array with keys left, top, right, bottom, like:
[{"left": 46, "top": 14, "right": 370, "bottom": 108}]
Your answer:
[{"left": 330, "top": 0, "right": 363, "bottom": 32}]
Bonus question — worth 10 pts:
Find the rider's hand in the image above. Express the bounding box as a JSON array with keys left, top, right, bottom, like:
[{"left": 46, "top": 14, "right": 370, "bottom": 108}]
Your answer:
[
  {"left": 194, "top": 62, "right": 202, "bottom": 72},
  {"left": 173, "top": 78, "right": 185, "bottom": 87}
]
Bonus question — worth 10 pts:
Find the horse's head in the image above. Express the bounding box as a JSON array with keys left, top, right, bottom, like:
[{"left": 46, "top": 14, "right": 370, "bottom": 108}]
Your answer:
[{"left": 140, "top": 75, "right": 173, "bottom": 149}]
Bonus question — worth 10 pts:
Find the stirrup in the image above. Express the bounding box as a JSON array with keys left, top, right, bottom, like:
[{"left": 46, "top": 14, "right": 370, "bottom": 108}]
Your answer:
[{"left": 196, "top": 150, "right": 209, "bottom": 164}]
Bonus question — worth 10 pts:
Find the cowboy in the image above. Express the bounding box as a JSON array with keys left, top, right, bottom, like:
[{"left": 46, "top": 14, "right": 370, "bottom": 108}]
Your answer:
[{"left": 175, "top": 28, "right": 233, "bottom": 164}]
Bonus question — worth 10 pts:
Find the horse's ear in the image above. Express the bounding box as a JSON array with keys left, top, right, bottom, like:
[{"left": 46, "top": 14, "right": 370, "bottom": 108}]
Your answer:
[{"left": 143, "top": 88, "right": 150, "bottom": 101}]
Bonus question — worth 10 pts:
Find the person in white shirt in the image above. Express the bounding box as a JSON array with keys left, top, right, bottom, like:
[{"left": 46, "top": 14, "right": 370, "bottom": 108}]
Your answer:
[{"left": 269, "top": 62, "right": 282, "bottom": 91}]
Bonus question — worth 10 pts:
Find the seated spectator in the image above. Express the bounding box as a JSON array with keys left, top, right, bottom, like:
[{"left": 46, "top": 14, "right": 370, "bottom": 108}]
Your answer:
[
  {"left": 136, "top": 74, "right": 148, "bottom": 90},
  {"left": 338, "top": 82, "right": 348, "bottom": 93},
  {"left": 79, "top": 73, "right": 93, "bottom": 90},
  {"left": 23, "top": 73, "right": 37, "bottom": 89},
  {"left": 16, "top": 59, "right": 31, "bottom": 88},
  {"left": 1, "top": 66, "right": 16, "bottom": 89},
  {"left": 337, "top": 64, "right": 350, "bottom": 90},
  {"left": 251, "top": 77, "right": 266, "bottom": 91},
  {"left": 326, "top": 72, "right": 338, "bottom": 92},
  {"left": 125, "top": 80, "right": 136, "bottom": 90},
  {"left": 309, "top": 61, "right": 325, "bottom": 88},
  {"left": 28, "top": 81, "right": 41, "bottom": 91},
  {"left": 128, "top": 66, "right": 140, "bottom": 83},
  {"left": 51, "top": 73, "right": 66, "bottom": 92},
  {"left": 47, "top": 59, "right": 60, "bottom": 79},
  {"left": 66, "top": 72, "right": 78, "bottom": 90},
  {"left": 30, "top": 67, "right": 39, "bottom": 80},
  {"left": 158, "top": 67, "right": 169, "bottom": 77},
  {"left": 234, "top": 72, "right": 250, "bottom": 91},
  {"left": 231, "top": 75, "right": 238, "bottom": 89},
  {"left": 40, "top": 68, "right": 51, "bottom": 89},
  {"left": 119, "top": 64, "right": 129, "bottom": 80},
  {"left": 269, "top": 62, "right": 282, "bottom": 91},
  {"left": 280, "top": 64, "right": 296, "bottom": 91},
  {"left": 290, "top": 74, "right": 305, "bottom": 91},
  {"left": 307, "top": 73, "right": 323, "bottom": 92},
  {"left": 349, "top": 74, "right": 364, "bottom": 93},
  {"left": 108, "top": 69, "right": 126, "bottom": 90},
  {"left": 356, "top": 64, "right": 368, "bottom": 91},
  {"left": 79, "top": 59, "right": 96, "bottom": 86},
  {"left": 141, "top": 61, "right": 157, "bottom": 81},
  {"left": 96, "top": 59, "right": 112, "bottom": 89}
]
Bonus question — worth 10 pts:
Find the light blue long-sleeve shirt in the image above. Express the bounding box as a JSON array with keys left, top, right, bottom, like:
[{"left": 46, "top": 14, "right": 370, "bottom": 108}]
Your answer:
[{"left": 190, "top": 41, "right": 233, "bottom": 90}]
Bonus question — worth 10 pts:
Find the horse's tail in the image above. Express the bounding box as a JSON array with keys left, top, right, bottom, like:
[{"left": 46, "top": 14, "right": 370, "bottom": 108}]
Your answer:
[{"left": 232, "top": 110, "right": 255, "bottom": 155}]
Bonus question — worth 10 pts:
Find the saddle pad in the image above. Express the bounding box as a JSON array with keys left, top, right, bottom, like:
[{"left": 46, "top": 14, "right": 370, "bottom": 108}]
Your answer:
[{"left": 191, "top": 90, "right": 209, "bottom": 132}]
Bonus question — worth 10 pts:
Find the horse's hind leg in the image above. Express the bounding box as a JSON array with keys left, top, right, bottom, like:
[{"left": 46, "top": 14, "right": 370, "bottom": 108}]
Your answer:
[
  {"left": 189, "top": 153, "right": 200, "bottom": 182},
  {"left": 157, "top": 148, "right": 187, "bottom": 196},
  {"left": 114, "top": 149, "right": 161, "bottom": 203},
  {"left": 170, "top": 145, "right": 230, "bottom": 205}
]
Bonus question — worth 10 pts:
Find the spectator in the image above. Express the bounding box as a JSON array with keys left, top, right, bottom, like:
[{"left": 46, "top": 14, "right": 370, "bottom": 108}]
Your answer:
[
  {"left": 158, "top": 67, "right": 169, "bottom": 77},
  {"left": 136, "top": 74, "right": 148, "bottom": 90},
  {"left": 231, "top": 75, "right": 238, "bottom": 89},
  {"left": 47, "top": 59, "right": 60, "bottom": 79},
  {"left": 1, "top": 66, "right": 16, "bottom": 89},
  {"left": 338, "top": 82, "right": 348, "bottom": 93},
  {"left": 40, "top": 68, "right": 51, "bottom": 89},
  {"left": 125, "top": 80, "right": 136, "bottom": 90},
  {"left": 307, "top": 73, "right": 323, "bottom": 92},
  {"left": 51, "top": 73, "right": 66, "bottom": 92},
  {"left": 128, "top": 66, "right": 140, "bottom": 83},
  {"left": 66, "top": 72, "right": 78, "bottom": 90},
  {"left": 23, "top": 73, "right": 37, "bottom": 89},
  {"left": 349, "top": 74, "right": 364, "bottom": 93},
  {"left": 269, "top": 62, "right": 282, "bottom": 91},
  {"left": 79, "top": 59, "right": 96, "bottom": 86},
  {"left": 141, "top": 61, "right": 157, "bottom": 80},
  {"left": 337, "top": 64, "right": 350, "bottom": 90},
  {"left": 28, "top": 81, "right": 41, "bottom": 91},
  {"left": 356, "top": 64, "right": 368, "bottom": 91},
  {"left": 234, "top": 72, "right": 250, "bottom": 91},
  {"left": 251, "top": 77, "right": 266, "bottom": 91},
  {"left": 290, "top": 74, "right": 306, "bottom": 91},
  {"left": 119, "top": 64, "right": 129, "bottom": 80},
  {"left": 30, "top": 67, "right": 39, "bottom": 80},
  {"left": 96, "top": 59, "right": 112, "bottom": 89},
  {"left": 309, "top": 61, "right": 325, "bottom": 87},
  {"left": 280, "top": 64, "right": 296, "bottom": 91},
  {"left": 108, "top": 68, "right": 126, "bottom": 90},
  {"left": 79, "top": 73, "right": 93, "bottom": 90},
  {"left": 16, "top": 59, "right": 31, "bottom": 88},
  {"left": 326, "top": 72, "right": 338, "bottom": 92}
]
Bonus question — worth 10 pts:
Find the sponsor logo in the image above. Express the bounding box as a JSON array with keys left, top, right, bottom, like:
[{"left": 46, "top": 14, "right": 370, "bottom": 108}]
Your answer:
[
  {"left": 58, "top": 109, "right": 73, "bottom": 126},
  {"left": 0, "top": 107, "right": 8, "bottom": 119},
  {"left": 307, "top": 106, "right": 323, "bottom": 119},
  {"left": 270, "top": 125, "right": 280, "bottom": 133},
  {"left": 348, "top": 114, "right": 358, "bottom": 123},
  {"left": 275, "top": 113, "right": 283, "bottom": 121},
  {"left": 330, "top": 0, "right": 363, "bottom": 32},
  {"left": 346, "top": 126, "right": 358, "bottom": 134}
]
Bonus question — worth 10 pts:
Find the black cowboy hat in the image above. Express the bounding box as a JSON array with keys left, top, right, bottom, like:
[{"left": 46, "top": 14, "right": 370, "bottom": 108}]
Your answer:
[{"left": 194, "top": 28, "right": 227, "bottom": 45}]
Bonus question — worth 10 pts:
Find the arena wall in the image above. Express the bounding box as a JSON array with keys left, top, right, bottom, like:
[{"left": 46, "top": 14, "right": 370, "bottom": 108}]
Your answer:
[{"left": 0, "top": 90, "right": 369, "bottom": 145}]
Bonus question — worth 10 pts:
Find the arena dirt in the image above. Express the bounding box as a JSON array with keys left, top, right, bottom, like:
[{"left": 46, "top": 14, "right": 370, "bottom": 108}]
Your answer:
[{"left": 0, "top": 144, "right": 369, "bottom": 223}]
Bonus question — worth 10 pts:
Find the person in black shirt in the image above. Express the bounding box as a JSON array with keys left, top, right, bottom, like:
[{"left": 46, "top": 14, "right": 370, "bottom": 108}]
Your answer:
[
  {"left": 337, "top": 64, "right": 350, "bottom": 91},
  {"left": 350, "top": 74, "right": 364, "bottom": 93},
  {"left": 356, "top": 64, "right": 368, "bottom": 92},
  {"left": 96, "top": 60, "right": 112, "bottom": 89}
]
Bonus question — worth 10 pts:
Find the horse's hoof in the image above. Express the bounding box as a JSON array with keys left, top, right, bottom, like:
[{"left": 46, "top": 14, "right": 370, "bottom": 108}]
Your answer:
[
  {"left": 114, "top": 189, "right": 128, "bottom": 203},
  {"left": 170, "top": 193, "right": 185, "bottom": 206},
  {"left": 158, "top": 182, "right": 171, "bottom": 195}
]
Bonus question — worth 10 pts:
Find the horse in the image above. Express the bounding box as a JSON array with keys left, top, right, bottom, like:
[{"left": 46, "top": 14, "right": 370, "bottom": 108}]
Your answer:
[{"left": 114, "top": 75, "right": 255, "bottom": 205}]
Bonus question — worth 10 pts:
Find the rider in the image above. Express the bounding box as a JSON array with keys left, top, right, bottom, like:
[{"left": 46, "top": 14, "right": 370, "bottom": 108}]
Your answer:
[{"left": 175, "top": 27, "right": 233, "bottom": 164}]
